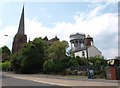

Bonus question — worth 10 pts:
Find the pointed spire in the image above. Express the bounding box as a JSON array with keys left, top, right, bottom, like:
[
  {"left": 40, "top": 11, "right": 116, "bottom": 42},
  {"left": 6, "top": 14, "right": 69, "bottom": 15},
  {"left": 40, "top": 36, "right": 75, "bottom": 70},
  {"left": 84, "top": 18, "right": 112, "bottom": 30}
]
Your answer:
[{"left": 17, "top": 5, "right": 24, "bottom": 34}]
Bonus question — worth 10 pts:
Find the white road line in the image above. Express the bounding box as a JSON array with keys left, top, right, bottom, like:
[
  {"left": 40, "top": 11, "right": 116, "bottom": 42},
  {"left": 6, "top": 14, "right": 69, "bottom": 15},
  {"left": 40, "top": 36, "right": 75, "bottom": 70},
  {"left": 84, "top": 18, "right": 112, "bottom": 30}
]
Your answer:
[{"left": 32, "top": 79, "right": 68, "bottom": 86}]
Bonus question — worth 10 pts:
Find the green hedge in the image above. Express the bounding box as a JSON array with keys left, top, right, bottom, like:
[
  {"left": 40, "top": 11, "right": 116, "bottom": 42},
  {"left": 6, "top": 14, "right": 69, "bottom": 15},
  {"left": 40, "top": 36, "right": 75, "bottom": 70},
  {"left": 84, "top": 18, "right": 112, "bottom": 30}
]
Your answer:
[{"left": 2, "top": 61, "right": 11, "bottom": 71}]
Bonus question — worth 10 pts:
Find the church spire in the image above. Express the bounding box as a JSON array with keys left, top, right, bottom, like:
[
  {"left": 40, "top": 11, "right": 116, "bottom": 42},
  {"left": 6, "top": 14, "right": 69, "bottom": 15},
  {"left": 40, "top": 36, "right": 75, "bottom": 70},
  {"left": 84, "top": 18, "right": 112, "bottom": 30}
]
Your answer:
[
  {"left": 12, "top": 5, "right": 27, "bottom": 54},
  {"left": 17, "top": 6, "right": 24, "bottom": 34}
]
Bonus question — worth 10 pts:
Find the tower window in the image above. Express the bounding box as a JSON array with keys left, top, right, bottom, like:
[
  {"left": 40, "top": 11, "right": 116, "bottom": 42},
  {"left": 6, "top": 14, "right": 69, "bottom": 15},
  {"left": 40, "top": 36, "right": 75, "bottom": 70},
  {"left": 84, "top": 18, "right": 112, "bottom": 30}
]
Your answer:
[{"left": 82, "top": 51, "right": 85, "bottom": 56}]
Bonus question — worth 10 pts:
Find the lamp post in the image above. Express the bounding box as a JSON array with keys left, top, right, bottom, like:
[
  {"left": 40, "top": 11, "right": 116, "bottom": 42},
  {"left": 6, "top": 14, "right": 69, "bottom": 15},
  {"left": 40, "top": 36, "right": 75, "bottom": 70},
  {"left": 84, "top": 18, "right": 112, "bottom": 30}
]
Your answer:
[
  {"left": 4, "top": 34, "right": 14, "bottom": 53},
  {"left": 4, "top": 34, "right": 14, "bottom": 38}
]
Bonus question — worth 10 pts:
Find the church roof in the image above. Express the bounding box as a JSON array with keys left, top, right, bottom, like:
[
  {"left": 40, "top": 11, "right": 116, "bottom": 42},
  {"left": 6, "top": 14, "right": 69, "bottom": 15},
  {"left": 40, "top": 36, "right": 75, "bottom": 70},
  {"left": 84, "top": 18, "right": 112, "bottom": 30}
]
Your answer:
[
  {"left": 50, "top": 36, "right": 59, "bottom": 42},
  {"left": 17, "top": 6, "right": 24, "bottom": 35},
  {"left": 43, "top": 36, "right": 49, "bottom": 41}
]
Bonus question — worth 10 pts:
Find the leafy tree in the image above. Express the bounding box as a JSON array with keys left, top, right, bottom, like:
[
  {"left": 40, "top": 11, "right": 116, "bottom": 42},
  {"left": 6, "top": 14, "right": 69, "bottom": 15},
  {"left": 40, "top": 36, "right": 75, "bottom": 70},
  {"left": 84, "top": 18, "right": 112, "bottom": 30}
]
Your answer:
[
  {"left": 1, "top": 46, "right": 11, "bottom": 62},
  {"left": 43, "top": 40, "right": 69, "bottom": 73},
  {"left": 47, "top": 41, "right": 68, "bottom": 61},
  {"left": 68, "top": 56, "right": 79, "bottom": 67},
  {"left": 10, "top": 51, "right": 23, "bottom": 73},
  {"left": 76, "top": 56, "right": 88, "bottom": 65},
  {"left": 43, "top": 59, "right": 69, "bottom": 73},
  {"left": 11, "top": 37, "right": 48, "bottom": 73},
  {"left": 89, "top": 56, "right": 107, "bottom": 67}
]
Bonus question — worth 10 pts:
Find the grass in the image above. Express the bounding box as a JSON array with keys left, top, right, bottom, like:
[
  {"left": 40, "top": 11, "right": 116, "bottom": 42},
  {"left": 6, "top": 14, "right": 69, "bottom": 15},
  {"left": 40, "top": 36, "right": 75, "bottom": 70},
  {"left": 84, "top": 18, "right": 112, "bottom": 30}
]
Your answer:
[{"left": 64, "top": 75, "right": 87, "bottom": 80}]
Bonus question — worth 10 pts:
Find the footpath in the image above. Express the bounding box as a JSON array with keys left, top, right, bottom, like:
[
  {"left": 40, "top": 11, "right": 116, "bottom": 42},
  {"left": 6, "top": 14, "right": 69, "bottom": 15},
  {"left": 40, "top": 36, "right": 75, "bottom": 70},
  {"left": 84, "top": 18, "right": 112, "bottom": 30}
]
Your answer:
[{"left": 2, "top": 72, "right": 119, "bottom": 87}]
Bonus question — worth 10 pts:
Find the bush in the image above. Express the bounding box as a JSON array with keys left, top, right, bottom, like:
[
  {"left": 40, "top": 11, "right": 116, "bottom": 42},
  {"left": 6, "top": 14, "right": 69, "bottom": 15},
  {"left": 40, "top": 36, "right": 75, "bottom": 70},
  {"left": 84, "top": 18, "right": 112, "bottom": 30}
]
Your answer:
[
  {"left": 43, "top": 59, "right": 67, "bottom": 73},
  {"left": 2, "top": 61, "right": 11, "bottom": 71},
  {"left": 94, "top": 70, "right": 106, "bottom": 79},
  {"left": 60, "top": 70, "right": 72, "bottom": 75},
  {"left": 68, "top": 57, "right": 79, "bottom": 67},
  {"left": 10, "top": 52, "right": 22, "bottom": 73}
]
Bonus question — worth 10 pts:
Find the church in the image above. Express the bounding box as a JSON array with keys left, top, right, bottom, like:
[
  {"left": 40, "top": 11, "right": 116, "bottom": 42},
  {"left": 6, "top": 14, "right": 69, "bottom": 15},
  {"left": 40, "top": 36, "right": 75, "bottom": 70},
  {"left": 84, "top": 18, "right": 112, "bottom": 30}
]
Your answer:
[
  {"left": 12, "top": 6, "right": 60, "bottom": 54},
  {"left": 12, "top": 6, "right": 27, "bottom": 54},
  {"left": 12, "top": 6, "right": 102, "bottom": 57}
]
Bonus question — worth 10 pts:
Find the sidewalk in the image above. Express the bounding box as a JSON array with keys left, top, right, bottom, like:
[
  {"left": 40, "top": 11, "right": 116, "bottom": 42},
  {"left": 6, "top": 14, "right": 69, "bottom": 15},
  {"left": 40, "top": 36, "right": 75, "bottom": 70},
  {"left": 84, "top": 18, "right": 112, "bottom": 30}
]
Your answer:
[{"left": 2, "top": 72, "right": 119, "bottom": 86}]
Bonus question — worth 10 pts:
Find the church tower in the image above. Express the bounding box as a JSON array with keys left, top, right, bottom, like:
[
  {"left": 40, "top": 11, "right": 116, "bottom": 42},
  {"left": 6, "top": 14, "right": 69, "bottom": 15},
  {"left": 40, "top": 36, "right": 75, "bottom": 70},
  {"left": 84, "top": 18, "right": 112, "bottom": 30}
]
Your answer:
[{"left": 12, "top": 6, "right": 27, "bottom": 54}]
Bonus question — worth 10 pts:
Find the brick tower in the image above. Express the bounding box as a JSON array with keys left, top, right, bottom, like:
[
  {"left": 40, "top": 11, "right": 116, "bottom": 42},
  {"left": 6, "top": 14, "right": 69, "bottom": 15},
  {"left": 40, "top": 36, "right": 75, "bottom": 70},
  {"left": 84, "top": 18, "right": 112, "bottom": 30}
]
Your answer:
[{"left": 12, "top": 6, "right": 27, "bottom": 54}]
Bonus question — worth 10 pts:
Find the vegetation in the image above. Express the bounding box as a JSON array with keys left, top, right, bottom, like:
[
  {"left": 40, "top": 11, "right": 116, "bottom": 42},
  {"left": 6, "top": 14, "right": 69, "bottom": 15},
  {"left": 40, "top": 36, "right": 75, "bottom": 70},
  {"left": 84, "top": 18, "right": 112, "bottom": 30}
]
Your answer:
[
  {"left": 1, "top": 61, "right": 11, "bottom": 71},
  {"left": 11, "top": 37, "right": 48, "bottom": 73},
  {"left": 88, "top": 56, "right": 107, "bottom": 68},
  {"left": 76, "top": 56, "right": 88, "bottom": 65},
  {"left": 1, "top": 46, "right": 11, "bottom": 62},
  {"left": 43, "top": 41, "right": 69, "bottom": 73},
  {"left": 0, "top": 37, "right": 107, "bottom": 79}
]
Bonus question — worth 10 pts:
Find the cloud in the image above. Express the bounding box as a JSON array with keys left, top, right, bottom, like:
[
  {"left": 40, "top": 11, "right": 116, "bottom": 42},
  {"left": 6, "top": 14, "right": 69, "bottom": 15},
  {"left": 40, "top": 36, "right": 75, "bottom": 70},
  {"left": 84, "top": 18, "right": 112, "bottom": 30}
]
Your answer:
[
  {"left": 103, "top": 48, "right": 118, "bottom": 59},
  {"left": 0, "top": 26, "right": 17, "bottom": 49},
  {"left": 0, "top": 20, "right": 2, "bottom": 28},
  {"left": 0, "top": 2, "right": 118, "bottom": 59}
]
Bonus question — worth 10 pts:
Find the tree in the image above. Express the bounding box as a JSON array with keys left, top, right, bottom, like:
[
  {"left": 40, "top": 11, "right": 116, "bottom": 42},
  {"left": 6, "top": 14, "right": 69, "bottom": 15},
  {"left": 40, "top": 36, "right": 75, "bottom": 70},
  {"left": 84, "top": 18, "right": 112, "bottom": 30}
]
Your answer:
[
  {"left": 47, "top": 41, "right": 68, "bottom": 61},
  {"left": 11, "top": 37, "right": 48, "bottom": 73},
  {"left": 67, "top": 56, "right": 79, "bottom": 67},
  {"left": 76, "top": 56, "right": 88, "bottom": 65},
  {"left": 10, "top": 51, "right": 23, "bottom": 73},
  {"left": 43, "top": 40, "right": 69, "bottom": 73},
  {"left": 89, "top": 56, "right": 107, "bottom": 67},
  {"left": 1, "top": 46, "right": 11, "bottom": 62}
]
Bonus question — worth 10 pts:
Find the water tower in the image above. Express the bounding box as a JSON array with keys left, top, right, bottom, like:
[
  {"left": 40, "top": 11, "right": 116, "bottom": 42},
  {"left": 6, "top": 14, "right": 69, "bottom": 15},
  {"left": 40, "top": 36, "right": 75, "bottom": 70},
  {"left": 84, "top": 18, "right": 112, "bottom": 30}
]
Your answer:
[{"left": 70, "top": 33, "right": 86, "bottom": 52}]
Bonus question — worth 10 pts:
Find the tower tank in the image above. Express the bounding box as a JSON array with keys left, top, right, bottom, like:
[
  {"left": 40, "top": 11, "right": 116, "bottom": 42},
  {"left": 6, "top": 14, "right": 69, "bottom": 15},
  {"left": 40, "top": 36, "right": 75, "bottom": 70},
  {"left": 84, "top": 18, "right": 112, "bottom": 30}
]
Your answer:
[{"left": 70, "top": 33, "right": 86, "bottom": 52}]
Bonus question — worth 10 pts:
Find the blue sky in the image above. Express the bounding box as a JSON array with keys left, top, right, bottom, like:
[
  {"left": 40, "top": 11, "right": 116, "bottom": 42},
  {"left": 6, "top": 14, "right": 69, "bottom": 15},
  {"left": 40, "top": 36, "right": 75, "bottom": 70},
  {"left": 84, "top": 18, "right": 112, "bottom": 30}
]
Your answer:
[{"left": 0, "top": 0, "right": 119, "bottom": 59}]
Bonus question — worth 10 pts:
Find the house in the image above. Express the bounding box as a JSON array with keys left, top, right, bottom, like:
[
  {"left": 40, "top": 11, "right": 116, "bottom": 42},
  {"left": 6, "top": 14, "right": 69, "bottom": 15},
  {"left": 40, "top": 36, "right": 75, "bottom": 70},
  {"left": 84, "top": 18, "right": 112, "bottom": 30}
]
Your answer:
[{"left": 69, "top": 33, "right": 102, "bottom": 58}]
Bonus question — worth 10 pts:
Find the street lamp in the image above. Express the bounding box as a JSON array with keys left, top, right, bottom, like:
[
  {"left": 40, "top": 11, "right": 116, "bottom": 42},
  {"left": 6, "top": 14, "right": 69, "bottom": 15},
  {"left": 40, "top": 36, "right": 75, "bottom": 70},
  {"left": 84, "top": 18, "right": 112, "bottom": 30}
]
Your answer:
[
  {"left": 4, "top": 34, "right": 14, "bottom": 53},
  {"left": 4, "top": 34, "right": 14, "bottom": 38}
]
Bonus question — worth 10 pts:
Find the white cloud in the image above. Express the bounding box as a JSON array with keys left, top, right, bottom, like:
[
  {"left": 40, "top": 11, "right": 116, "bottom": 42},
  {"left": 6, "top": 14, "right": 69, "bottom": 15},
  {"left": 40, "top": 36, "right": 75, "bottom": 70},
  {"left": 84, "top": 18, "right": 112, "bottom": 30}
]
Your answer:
[
  {"left": 0, "top": 3, "right": 118, "bottom": 58},
  {"left": 103, "top": 48, "right": 118, "bottom": 59},
  {"left": 0, "top": 20, "right": 2, "bottom": 28},
  {"left": 0, "top": 26, "right": 17, "bottom": 49}
]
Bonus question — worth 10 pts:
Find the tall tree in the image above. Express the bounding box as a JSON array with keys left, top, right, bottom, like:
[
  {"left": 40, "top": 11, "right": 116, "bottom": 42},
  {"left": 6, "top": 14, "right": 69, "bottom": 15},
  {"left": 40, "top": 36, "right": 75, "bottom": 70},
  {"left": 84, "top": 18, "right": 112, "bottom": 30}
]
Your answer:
[
  {"left": 43, "top": 40, "right": 69, "bottom": 73},
  {"left": 47, "top": 41, "right": 68, "bottom": 61},
  {"left": 1, "top": 46, "right": 11, "bottom": 62},
  {"left": 89, "top": 56, "right": 107, "bottom": 67},
  {"left": 11, "top": 37, "right": 48, "bottom": 73}
]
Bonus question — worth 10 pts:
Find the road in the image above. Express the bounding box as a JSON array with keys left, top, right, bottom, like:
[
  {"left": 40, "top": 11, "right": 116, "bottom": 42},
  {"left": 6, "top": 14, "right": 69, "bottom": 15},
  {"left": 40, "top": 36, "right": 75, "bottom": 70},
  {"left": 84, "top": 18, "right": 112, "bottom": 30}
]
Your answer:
[
  {"left": 2, "top": 75, "right": 52, "bottom": 86},
  {"left": 2, "top": 75, "right": 72, "bottom": 88},
  {"left": 1, "top": 72, "right": 119, "bottom": 88},
  {"left": 2, "top": 75, "right": 118, "bottom": 88}
]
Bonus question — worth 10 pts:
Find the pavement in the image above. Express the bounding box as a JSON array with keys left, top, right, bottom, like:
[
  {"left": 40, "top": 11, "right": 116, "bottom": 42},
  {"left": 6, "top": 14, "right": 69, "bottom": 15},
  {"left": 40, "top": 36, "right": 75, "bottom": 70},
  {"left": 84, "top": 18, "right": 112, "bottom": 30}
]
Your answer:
[{"left": 2, "top": 72, "right": 119, "bottom": 87}]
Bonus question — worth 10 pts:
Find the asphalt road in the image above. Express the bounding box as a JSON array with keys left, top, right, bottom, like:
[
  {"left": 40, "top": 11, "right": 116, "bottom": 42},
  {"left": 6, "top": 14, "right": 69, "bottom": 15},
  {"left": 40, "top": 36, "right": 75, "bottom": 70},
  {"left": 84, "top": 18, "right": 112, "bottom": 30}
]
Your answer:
[
  {"left": 1, "top": 73, "right": 119, "bottom": 88},
  {"left": 2, "top": 75, "right": 53, "bottom": 86},
  {"left": 2, "top": 75, "right": 71, "bottom": 88}
]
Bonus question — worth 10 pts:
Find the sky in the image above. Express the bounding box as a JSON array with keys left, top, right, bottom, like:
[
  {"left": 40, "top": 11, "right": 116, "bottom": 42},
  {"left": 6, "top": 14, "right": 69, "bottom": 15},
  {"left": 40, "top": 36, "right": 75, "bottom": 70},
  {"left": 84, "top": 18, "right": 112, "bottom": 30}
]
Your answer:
[{"left": 0, "top": 0, "right": 119, "bottom": 59}]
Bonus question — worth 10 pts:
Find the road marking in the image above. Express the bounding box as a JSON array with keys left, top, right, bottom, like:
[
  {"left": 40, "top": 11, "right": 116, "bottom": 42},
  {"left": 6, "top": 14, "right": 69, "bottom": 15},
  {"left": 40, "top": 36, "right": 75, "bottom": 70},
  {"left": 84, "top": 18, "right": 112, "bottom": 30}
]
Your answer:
[{"left": 32, "top": 79, "right": 68, "bottom": 86}]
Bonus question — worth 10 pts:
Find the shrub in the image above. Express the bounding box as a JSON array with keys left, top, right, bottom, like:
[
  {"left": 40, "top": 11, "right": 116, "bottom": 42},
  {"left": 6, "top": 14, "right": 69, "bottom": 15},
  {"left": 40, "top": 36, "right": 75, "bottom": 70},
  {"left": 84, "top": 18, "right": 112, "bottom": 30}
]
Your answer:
[
  {"left": 43, "top": 59, "right": 67, "bottom": 73},
  {"left": 2, "top": 61, "right": 11, "bottom": 71},
  {"left": 94, "top": 70, "right": 106, "bottom": 79}
]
